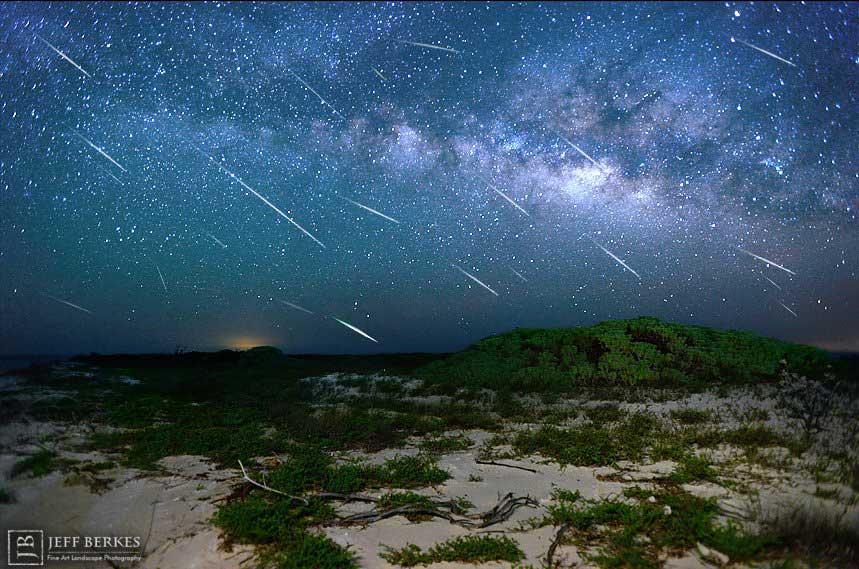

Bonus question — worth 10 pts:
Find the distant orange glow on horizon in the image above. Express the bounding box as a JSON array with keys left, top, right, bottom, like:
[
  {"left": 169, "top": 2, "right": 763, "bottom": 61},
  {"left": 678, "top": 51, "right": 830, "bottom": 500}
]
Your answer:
[{"left": 224, "top": 336, "right": 277, "bottom": 350}]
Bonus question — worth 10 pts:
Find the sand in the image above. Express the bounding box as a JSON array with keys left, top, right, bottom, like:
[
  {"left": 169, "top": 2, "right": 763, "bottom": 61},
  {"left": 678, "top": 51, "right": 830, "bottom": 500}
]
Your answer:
[{"left": 2, "top": 371, "right": 857, "bottom": 568}]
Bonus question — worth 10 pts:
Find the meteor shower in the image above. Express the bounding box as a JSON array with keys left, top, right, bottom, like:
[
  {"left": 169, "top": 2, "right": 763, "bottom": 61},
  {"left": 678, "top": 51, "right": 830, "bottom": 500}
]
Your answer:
[{"left": 1, "top": 3, "right": 857, "bottom": 569}]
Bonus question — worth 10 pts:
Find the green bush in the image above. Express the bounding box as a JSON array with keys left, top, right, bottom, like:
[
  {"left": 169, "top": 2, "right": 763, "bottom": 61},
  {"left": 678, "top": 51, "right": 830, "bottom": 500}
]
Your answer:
[
  {"left": 418, "top": 317, "right": 829, "bottom": 391},
  {"left": 381, "top": 535, "right": 524, "bottom": 566},
  {"left": 11, "top": 450, "right": 57, "bottom": 478}
]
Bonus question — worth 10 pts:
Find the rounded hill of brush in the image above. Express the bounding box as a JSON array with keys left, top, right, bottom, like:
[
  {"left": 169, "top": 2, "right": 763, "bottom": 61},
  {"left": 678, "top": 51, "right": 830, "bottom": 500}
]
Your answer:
[{"left": 417, "top": 317, "right": 830, "bottom": 391}]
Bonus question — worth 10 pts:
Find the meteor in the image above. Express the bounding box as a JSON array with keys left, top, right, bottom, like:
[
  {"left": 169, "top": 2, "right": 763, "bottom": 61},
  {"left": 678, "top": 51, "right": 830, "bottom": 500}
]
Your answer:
[
  {"left": 557, "top": 133, "right": 605, "bottom": 172},
  {"left": 591, "top": 239, "right": 642, "bottom": 280},
  {"left": 206, "top": 232, "right": 228, "bottom": 249},
  {"left": 763, "top": 276, "right": 782, "bottom": 291},
  {"left": 332, "top": 317, "right": 379, "bottom": 343},
  {"left": 279, "top": 300, "right": 314, "bottom": 315},
  {"left": 733, "top": 38, "right": 797, "bottom": 68},
  {"left": 339, "top": 195, "right": 400, "bottom": 224},
  {"left": 35, "top": 34, "right": 92, "bottom": 78},
  {"left": 194, "top": 146, "right": 326, "bottom": 248},
  {"left": 478, "top": 176, "right": 529, "bottom": 216},
  {"left": 96, "top": 164, "right": 123, "bottom": 185},
  {"left": 512, "top": 268, "right": 528, "bottom": 282},
  {"left": 778, "top": 301, "right": 798, "bottom": 318},
  {"left": 452, "top": 264, "right": 499, "bottom": 297},
  {"left": 73, "top": 132, "right": 127, "bottom": 172},
  {"left": 45, "top": 294, "right": 92, "bottom": 314},
  {"left": 155, "top": 263, "right": 168, "bottom": 293},
  {"left": 737, "top": 247, "right": 796, "bottom": 276},
  {"left": 288, "top": 70, "right": 344, "bottom": 118},
  {"left": 483, "top": 180, "right": 530, "bottom": 216},
  {"left": 397, "top": 40, "right": 460, "bottom": 54},
  {"left": 371, "top": 66, "right": 387, "bottom": 82}
]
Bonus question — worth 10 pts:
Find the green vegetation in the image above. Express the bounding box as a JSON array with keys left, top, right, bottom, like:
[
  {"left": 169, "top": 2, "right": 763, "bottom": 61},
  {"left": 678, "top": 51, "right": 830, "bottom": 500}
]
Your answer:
[
  {"left": 11, "top": 450, "right": 57, "bottom": 478},
  {"left": 418, "top": 317, "right": 829, "bottom": 391},
  {"left": 670, "top": 453, "right": 719, "bottom": 484},
  {"left": 669, "top": 407, "right": 712, "bottom": 425},
  {"left": 544, "top": 487, "right": 778, "bottom": 568},
  {"left": 6, "top": 319, "right": 851, "bottom": 568},
  {"left": 514, "top": 412, "right": 661, "bottom": 466},
  {"left": 381, "top": 535, "right": 524, "bottom": 567},
  {"left": 584, "top": 403, "right": 625, "bottom": 425},
  {"left": 213, "top": 447, "right": 450, "bottom": 569},
  {"left": 215, "top": 496, "right": 350, "bottom": 569},
  {"left": 0, "top": 487, "right": 13, "bottom": 504},
  {"left": 418, "top": 434, "right": 472, "bottom": 453}
]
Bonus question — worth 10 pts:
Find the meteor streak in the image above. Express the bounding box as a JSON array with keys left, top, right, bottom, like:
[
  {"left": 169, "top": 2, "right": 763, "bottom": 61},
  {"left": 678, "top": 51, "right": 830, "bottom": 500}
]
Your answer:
[
  {"left": 512, "top": 268, "right": 528, "bottom": 282},
  {"left": 479, "top": 176, "right": 529, "bottom": 216},
  {"left": 45, "top": 294, "right": 92, "bottom": 314},
  {"left": 764, "top": 276, "right": 782, "bottom": 290},
  {"left": 592, "top": 239, "right": 642, "bottom": 280},
  {"left": 194, "top": 147, "right": 326, "bottom": 248},
  {"left": 557, "top": 134, "right": 605, "bottom": 172},
  {"left": 332, "top": 317, "right": 379, "bottom": 343},
  {"left": 733, "top": 38, "right": 797, "bottom": 68},
  {"left": 339, "top": 195, "right": 400, "bottom": 224},
  {"left": 96, "top": 164, "right": 123, "bottom": 184},
  {"left": 397, "top": 40, "right": 460, "bottom": 54},
  {"left": 481, "top": 178, "right": 529, "bottom": 217},
  {"left": 737, "top": 247, "right": 796, "bottom": 276},
  {"left": 35, "top": 34, "right": 92, "bottom": 78},
  {"left": 206, "top": 233, "right": 228, "bottom": 248},
  {"left": 155, "top": 263, "right": 168, "bottom": 293},
  {"left": 279, "top": 300, "right": 314, "bottom": 315},
  {"left": 778, "top": 302, "right": 798, "bottom": 318},
  {"left": 452, "top": 264, "right": 499, "bottom": 297},
  {"left": 73, "top": 132, "right": 127, "bottom": 172},
  {"left": 371, "top": 66, "right": 387, "bottom": 81},
  {"left": 288, "top": 70, "right": 344, "bottom": 118}
]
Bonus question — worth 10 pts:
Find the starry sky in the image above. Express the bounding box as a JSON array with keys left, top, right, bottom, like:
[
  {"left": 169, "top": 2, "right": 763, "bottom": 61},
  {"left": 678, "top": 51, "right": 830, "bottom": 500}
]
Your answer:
[{"left": 0, "top": 2, "right": 857, "bottom": 356}]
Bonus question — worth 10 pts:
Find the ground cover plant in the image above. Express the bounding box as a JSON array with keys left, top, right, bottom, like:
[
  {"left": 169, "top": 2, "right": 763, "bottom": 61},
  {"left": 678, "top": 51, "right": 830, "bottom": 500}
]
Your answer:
[
  {"left": 542, "top": 487, "right": 781, "bottom": 568},
  {"left": 4, "top": 318, "right": 857, "bottom": 568},
  {"left": 417, "top": 317, "right": 832, "bottom": 391},
  {"left": 380, "top": 535, "right": 525, "bottom": 567}
]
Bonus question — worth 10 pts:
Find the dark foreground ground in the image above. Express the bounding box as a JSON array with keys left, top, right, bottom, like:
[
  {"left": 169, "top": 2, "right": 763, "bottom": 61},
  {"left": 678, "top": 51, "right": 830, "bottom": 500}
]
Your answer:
[{"left": 1, "top": 319, "right": 858, "bottom": 568}]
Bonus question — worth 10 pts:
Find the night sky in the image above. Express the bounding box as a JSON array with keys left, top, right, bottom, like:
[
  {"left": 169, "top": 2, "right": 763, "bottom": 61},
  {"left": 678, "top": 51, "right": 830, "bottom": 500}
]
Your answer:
[{"left": 0, "top": 2, "right": 857, "bottom": 356}]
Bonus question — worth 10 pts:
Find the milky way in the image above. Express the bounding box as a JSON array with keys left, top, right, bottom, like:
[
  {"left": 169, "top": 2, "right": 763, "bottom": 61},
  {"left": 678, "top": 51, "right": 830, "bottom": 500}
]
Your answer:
[{"left": 0, "top": 2, "right": 856, "bottom": 355}]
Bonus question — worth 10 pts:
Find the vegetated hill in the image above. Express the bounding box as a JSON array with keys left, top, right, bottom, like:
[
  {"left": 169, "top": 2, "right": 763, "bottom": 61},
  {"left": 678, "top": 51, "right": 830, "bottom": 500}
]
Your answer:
[{"left": 417, "top": 317, "right": 831, "bottom": 391}]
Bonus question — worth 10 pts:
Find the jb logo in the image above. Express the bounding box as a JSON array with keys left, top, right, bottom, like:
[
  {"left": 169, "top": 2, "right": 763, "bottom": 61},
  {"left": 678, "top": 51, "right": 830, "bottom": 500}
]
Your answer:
[{"left": 7, "top": 530, "right": 44, "bottom": 566}]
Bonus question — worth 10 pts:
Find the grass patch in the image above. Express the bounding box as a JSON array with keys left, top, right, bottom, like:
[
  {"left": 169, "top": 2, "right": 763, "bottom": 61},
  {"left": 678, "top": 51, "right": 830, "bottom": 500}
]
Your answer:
[
  {"left": 11, "top": 450, "right": 57, "bottom": 478},
  {"left": 381, "top": 535, "right": 524, "bottom": 567},
  {"left": 544, "top": 486, "right": 779, "bottom": 567},
  {"left": 669, "top": 407, "right": 711, "bottom": 425},
  {"left": 214, "top": 496, "right": 353, "bottom": 569},
  {"left": 418, "top": 434, "right": 472, "bottom": 453},
  {"left": 0, "top": 488, "right": 13, "bottom": 504},
  {"left": 584, "top": 404, "right": 625, "bottom": 425},
  {"left": 670, "top": 453, "right": 719, "bottom": 484},
  {"left": 514, "top": 412, "right": 661, "bottom": 466}
]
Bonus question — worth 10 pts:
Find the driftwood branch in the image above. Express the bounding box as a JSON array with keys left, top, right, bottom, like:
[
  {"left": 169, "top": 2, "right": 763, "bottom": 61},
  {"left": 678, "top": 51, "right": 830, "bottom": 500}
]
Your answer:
[
  {"left": 545, "top": 521, "right": 573, "bottom": 567},
  {"left": 237, "top": 460, "right": 309, "bottom": 505},
  {"left": 478, "top": 492, "right": 540, "bottom": 528},
  {"left": 337, "top": 491, "right": 538, "bottom": 528},
  {"left": 475, "top": 458, "right": 539, "bottom": 473},
  {"left": 236, "top": 463, "right": 538, "bottom": 530}
]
